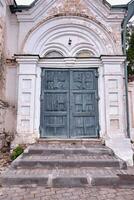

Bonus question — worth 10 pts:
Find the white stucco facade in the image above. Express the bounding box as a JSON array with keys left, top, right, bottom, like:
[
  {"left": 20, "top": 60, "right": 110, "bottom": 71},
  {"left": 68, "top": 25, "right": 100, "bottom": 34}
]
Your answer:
[{"left": 1, "top": 0, "right": 134, "bottom": 165}]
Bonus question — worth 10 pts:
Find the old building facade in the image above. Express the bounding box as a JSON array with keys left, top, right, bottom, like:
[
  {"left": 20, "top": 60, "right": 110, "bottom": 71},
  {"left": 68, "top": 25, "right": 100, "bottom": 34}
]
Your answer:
[{"left": 0, "top": 0, "right": 134, "bottom": 165}]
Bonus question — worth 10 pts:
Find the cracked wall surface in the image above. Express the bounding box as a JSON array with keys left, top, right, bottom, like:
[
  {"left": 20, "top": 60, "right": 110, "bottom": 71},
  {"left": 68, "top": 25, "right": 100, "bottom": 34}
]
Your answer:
[{"left": 0, "top": 1, "right": 13, "bottom": 150}]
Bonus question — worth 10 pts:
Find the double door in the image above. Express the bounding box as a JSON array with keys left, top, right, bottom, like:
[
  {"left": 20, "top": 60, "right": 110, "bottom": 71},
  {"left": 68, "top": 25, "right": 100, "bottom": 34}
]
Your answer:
[{"left": 40, "top": 69, "right": 99, "bottom": 138}]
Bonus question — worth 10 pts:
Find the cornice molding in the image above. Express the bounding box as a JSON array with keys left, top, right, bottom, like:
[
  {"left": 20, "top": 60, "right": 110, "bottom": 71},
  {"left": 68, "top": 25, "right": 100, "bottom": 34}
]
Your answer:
[
  {"left": 11, "top": 0, "right": 126, "bottom": 23},
  {"left": 15, "top": 54, "right": 39, "bottom": 64},
  {"left": 101, "top": 55, "right": 126, "bottom": 63}
]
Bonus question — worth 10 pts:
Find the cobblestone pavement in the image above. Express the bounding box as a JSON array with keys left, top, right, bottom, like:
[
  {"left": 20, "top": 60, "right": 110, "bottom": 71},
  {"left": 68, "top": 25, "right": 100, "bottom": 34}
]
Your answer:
[{"left": 0, "top": 186, "right": 134, "bottom": 200}]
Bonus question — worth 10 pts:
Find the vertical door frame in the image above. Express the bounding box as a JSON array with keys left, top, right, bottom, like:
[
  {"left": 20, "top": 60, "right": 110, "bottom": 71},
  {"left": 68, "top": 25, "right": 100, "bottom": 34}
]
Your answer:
[{"left": 39, "top": 58, "right": 101, "bottom": 138}]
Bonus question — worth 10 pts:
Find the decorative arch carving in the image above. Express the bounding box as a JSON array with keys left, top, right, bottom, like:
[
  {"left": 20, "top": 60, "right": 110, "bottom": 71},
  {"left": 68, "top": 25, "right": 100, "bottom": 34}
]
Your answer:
[
  {"left": 44, "top": 50, "right": 64, "bottom": 57},
  {"left": 22, "top": 15, "right": 117, "bottom": 56}
]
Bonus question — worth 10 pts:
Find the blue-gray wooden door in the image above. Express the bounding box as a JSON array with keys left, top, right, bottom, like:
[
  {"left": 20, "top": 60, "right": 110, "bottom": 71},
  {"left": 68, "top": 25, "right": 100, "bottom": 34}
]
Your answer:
[{"left": 40, "top": 69, "right": 99, "bottom": 138}]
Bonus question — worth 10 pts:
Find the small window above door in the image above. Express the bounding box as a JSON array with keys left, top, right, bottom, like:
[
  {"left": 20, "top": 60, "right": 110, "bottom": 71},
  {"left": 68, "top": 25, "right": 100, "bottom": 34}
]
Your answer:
[
  {"left": 44, "top": 51, "right": 63, "bottom": 58},
  {"left": 76, "top": 50, "right": 94, "bottom": 58}
]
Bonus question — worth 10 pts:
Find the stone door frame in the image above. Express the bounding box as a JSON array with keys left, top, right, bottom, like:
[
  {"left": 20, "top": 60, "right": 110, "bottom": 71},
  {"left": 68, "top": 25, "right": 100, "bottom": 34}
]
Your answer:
[{"left": 15, "top": 55, "right": 126, "bottom": 143}]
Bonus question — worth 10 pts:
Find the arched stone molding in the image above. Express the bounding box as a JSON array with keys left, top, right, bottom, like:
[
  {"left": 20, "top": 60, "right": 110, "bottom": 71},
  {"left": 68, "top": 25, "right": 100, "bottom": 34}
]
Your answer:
[
  {"left": 40, "top": 43, "right": 68, "bottom": 57},
  {"left": 23, "top": 16, "right": 117, "bottom": 56},
  {"left": 44, "top": 50, "right": 64, "bottom": 57},
  {"left": 71, "top": 44, "right": 96, "bottom": 57},
  {"left": 75, "top": 49, "right": 94, "bottom": 57}
]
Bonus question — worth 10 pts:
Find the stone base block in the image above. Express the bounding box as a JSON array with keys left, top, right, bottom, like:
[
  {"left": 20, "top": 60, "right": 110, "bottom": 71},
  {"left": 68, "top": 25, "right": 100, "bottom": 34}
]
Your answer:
[
  {"left": 11, "top": 134, "right": 37, "bottom": 149},
  {"left": 106, "top": 137, "right": 134, "bottom": 166}
]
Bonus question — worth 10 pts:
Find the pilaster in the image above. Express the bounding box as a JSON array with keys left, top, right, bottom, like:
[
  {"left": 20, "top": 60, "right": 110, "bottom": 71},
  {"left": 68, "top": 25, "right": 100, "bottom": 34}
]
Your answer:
[
  {"left": 101, "top": 56, "right": 133, "bottom": 165},
  {"left": 14, "top": 55, "right": 39, "bottom": 145},
  {"left": 101, "top": 56, "right": 126, "bottom": 137}
]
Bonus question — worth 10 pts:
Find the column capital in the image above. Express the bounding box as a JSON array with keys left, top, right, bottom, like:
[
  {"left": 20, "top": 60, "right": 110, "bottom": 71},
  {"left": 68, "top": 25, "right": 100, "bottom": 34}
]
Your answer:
[
  {"left": 101, "top": 55, "right": 126, "bottom": 76},
  {"left": 15, "top": 55, "right": 39, "bottom": 75},
  {"left": 101, "top": 55, "right": 126, "bottom": 64},
  {"left": 15, "top": 55, "right": 39, "bottom": 64}
]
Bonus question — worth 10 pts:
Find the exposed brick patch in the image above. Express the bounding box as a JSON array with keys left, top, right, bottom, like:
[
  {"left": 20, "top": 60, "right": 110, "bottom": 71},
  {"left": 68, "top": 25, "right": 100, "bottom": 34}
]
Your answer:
[
  {"left": 0, "top": 13, "right": 9, "bottom": 150},
  {"left": 48, "top": 0, "right": 90, "bottom": 16}
]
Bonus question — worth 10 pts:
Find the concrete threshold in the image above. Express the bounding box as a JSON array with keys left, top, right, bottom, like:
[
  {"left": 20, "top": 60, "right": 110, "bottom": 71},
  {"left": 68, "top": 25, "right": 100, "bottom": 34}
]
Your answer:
[{"left": 37, "top": 138, "right": 103, "bottom": 145}]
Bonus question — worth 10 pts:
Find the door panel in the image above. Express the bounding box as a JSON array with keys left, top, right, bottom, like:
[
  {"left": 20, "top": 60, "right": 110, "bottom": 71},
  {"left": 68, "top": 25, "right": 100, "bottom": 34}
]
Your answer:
[
  {"left": 40, "top": 69, "right": 98, "bottom": 138},
  {"left": 70, "top": 70, "right": 98, "bottom": 138},
  {"left": 71, "top": 70, "right": 95, "bottom": 90},
  {"left": 40, "top": 70, "right": 69, "bottom": 137}
]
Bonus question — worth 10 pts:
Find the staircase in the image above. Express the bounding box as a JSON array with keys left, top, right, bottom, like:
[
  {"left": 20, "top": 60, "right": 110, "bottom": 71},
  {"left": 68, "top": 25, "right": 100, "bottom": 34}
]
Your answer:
[{"left": 0, "top": 140, "right": 134, "bottom": 187}]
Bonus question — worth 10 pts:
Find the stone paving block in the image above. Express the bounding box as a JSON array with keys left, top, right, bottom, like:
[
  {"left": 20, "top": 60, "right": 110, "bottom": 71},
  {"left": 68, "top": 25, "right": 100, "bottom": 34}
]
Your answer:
[
  {"left": 0, "top": 187, "right": 134, "bottom": 200},
  {"left": 52, "top": 177, "right": 88, "bottom": 187}
]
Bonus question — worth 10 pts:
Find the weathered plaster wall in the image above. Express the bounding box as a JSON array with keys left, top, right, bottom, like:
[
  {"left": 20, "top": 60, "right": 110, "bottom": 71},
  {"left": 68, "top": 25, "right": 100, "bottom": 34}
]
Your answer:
[
  {"left": 0, "top": 1, "right": 6, "bottom": 140},
  {"left": 0, "top": 16, "right": 5, "bottom": 100},
  {"left": 0, "top": 100, "right": 6, "bottom": 149},
  {"left": 0, "top": 0, "right": 16, "bottom": 150}
]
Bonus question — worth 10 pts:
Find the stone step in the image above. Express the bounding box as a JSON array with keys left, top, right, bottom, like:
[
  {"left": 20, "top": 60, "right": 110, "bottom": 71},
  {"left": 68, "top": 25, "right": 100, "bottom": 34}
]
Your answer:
[
  {"left": 32, "top": 144, "right": 104, "bottom": 150},
  {"left": 37, "top": 139, "right": 103, "bottom": 146},
  {"left": 11, "top": 144, "right": 127, "bottom": 170},
  {"left": 1, "top": 168, "right": 134, "bottom": 187},
  {"left": 90, "top": 174, "right": 134, "bottom": 186},
  {"left": 22, "top": 154, "right": 117, "bottom": 161},
  {"left": 24, "top": 146, "right": 114, "bottom": 156},
  {"left": 0, "top": 174, "right": 88, "bottom": 187},
  {"left": 1, "top": 142, "right": 131, "bottom": 188},
  {"left": 0, "top": 174, "right": 48, "bottom": 186},
  {"left": 12, "top": 155, "right": 126, "bottom": 169}
]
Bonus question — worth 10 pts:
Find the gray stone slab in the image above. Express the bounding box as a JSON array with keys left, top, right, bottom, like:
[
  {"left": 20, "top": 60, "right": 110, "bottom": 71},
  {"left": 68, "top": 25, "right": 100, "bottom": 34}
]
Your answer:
[
  {"left": 90, "top": 175, "right": 120, "bottom": 186},
  {"left": 0, "top": 175, "right": 48, "bottom": 186},
  {"left": 52, "top": 177, "right": 88, "bottom": 187},
  {"left": 118, "top": 174, "right": 134, "bottom": 185},
  {"left": 25, "top": 148, "right": 114, "bottom": 156},
  {"left": 12, "top": 159, "right": 121, "bottom": 168}
]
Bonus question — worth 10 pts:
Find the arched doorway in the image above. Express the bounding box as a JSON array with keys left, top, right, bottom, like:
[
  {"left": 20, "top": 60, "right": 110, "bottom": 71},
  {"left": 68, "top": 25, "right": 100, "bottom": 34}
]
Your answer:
[{"left": 17, "top": 16, "right": 118, "bottom": 140}]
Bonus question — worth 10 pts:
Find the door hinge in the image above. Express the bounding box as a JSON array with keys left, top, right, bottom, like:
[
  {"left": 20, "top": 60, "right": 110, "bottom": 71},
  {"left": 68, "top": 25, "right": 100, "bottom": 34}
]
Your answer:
[
  {"left": 40, "top": 93, "right": 44, "bottom": 101},
  {"left": 39, "top": 126, "right": 43, "bottom": 137},
  {"left": 95, "top": 71, "right": 99, "bottom": 78},
  {"left": 39, "top": 126, "right": 41, "bottom": 133},
  {"left": 95, "top": 93, "right": 100, "bottom": 101},
  {"left": 96, "top": 125, "right": 100, "bottom": 134},
  {"left": 41, "top": 70, "right": 45, "bottom": 77}
]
